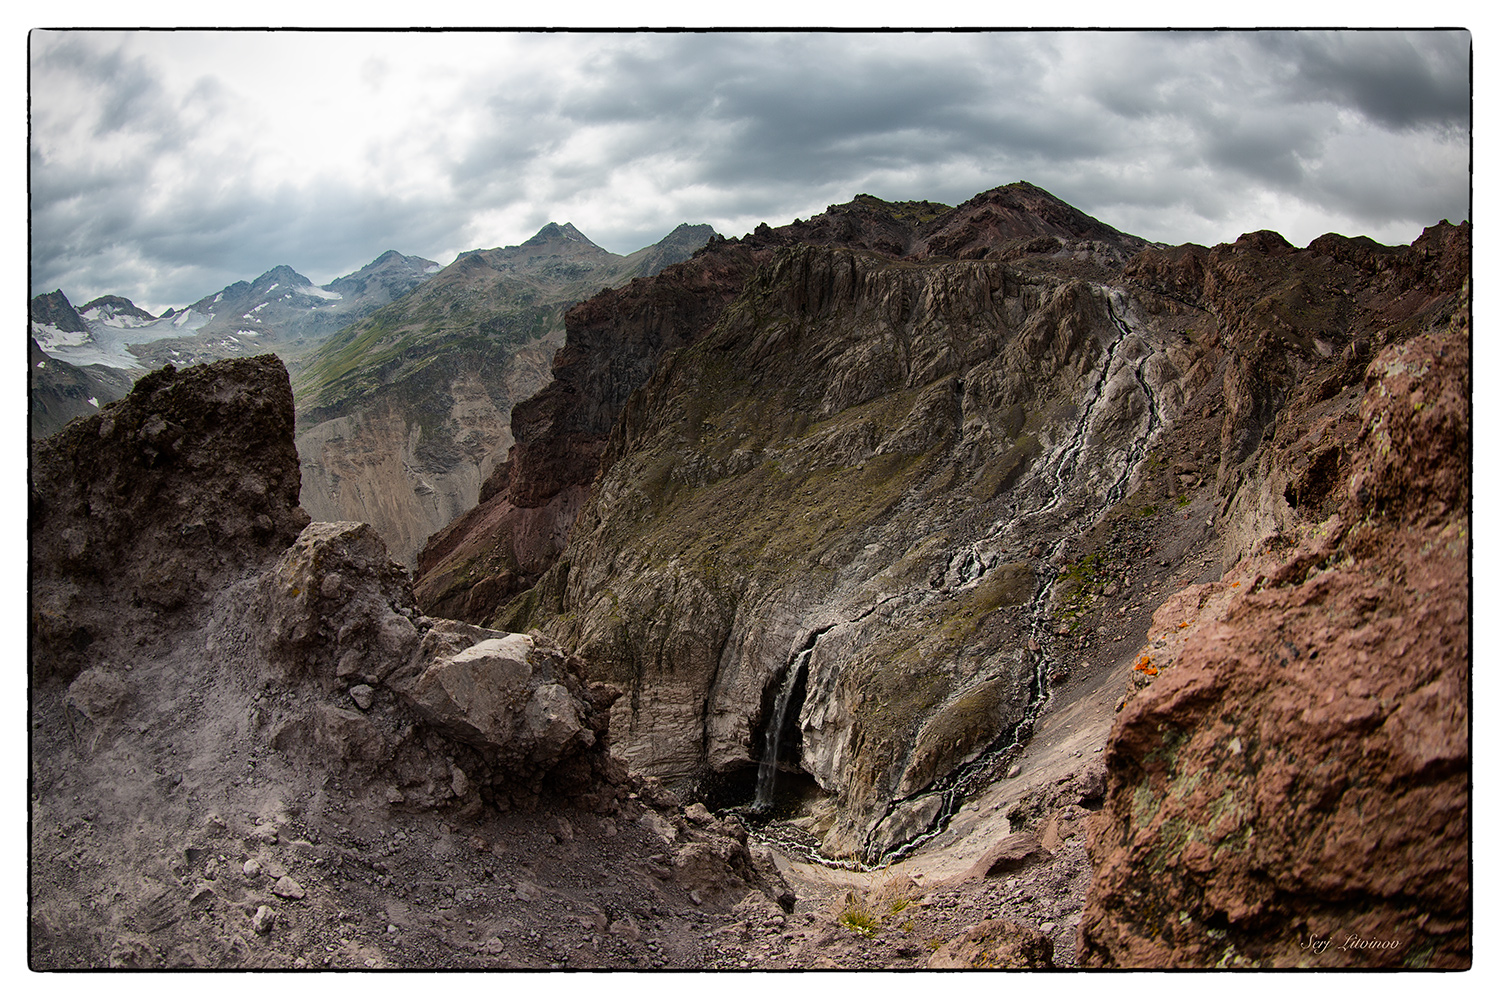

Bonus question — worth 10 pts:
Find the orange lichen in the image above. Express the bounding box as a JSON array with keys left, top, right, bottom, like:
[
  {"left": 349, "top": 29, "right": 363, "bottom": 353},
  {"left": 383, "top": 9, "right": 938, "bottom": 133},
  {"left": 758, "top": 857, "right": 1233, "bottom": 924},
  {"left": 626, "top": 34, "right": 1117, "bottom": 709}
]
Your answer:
[{"left": 1132, "top": 654, "right": 1159, "bottom": 676}]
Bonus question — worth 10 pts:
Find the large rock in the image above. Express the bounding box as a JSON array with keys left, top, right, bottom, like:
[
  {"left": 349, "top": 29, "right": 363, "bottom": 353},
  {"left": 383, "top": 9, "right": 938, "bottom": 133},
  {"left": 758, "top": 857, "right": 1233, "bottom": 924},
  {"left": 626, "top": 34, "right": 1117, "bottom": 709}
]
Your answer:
[
  {"left": 1077, "top": 290, "right": 1470, "bottom": 969},
  {"left": 254, "top": 520, "right": 421, "bottom": 687},
  {"left": 30, "top": 355, "right": 309, "bottom": 681},
  {"left": 252, "top": 521, "right": 603, "bottom": 785},
  {"left": 395, "top": 625, "right": 595, "bottom": 768},
  {"left": 926, "top": 918, "right": 1055, "bottom": 969}
]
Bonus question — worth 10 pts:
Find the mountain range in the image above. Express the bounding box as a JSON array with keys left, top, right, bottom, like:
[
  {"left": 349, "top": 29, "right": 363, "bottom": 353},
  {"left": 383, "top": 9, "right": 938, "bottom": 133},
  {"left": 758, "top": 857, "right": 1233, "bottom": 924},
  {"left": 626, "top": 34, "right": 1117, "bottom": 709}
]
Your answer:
[{"left": 30, "top": 225, "right": 716, "bottom": 564}]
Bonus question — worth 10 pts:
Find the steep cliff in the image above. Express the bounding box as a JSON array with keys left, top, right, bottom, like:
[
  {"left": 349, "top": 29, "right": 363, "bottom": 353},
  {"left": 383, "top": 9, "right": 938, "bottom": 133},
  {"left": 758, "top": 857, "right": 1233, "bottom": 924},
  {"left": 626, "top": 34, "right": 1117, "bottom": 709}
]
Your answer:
[{"left": 1076, "top": 283, "right": 1470, "bottom": 969}]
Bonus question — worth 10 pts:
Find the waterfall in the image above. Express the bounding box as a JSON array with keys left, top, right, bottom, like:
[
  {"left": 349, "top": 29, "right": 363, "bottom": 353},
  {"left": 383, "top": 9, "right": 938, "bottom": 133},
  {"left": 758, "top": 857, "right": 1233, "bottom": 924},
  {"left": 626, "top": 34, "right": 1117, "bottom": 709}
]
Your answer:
[{"left": 749, "top": 647, "right": 812, "bottom": 814}]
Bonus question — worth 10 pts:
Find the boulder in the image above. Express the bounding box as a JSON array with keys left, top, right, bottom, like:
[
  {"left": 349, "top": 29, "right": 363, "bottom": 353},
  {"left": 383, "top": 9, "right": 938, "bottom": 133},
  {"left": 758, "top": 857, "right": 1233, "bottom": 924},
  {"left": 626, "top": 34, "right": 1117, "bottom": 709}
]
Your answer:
[
  {"left": 960, "top": 831, "right": 1053, "bottom": 881},
  {"left": 254, "top": 520, "right": 420, "bottom": 687},
  {"left": 395, "top": 627, "right": 595, "bottom": 768}
]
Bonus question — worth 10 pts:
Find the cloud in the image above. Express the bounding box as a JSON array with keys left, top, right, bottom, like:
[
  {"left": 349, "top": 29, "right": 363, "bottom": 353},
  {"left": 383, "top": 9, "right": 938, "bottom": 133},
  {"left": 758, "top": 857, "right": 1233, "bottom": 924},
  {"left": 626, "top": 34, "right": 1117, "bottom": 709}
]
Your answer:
[{"left": 29, "top": 29, "right": 1472, "bottom": 314}]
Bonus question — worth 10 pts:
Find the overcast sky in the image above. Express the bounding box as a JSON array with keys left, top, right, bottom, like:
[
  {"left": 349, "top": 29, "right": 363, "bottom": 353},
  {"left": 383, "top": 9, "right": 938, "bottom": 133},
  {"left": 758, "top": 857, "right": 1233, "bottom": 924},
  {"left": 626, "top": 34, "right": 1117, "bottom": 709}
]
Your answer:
[{"left": 29, "top": 28, "right": 1471, "bottom": 315}]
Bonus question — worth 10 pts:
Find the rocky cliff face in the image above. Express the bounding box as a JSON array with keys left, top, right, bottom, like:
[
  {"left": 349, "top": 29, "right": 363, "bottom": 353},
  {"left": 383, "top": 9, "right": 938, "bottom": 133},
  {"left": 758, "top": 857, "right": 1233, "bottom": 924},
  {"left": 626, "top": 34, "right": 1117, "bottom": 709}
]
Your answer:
[
  {"left": 1076, "top": 285, "right": 1470, "bottom": 969},
  {"left": 416, "top": 183, "right": 1469, "bottom": 913},
  {"left": 492, "top": 239, "right": 1202, "bottom": 861}
]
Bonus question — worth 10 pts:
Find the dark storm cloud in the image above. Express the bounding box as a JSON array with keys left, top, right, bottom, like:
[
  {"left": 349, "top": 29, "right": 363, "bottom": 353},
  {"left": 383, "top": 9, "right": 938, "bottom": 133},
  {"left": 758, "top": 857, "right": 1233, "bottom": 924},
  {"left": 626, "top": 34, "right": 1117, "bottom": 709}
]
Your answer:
[{"left": 1253, "top": 30, "right": 1470, "bottom": 132}]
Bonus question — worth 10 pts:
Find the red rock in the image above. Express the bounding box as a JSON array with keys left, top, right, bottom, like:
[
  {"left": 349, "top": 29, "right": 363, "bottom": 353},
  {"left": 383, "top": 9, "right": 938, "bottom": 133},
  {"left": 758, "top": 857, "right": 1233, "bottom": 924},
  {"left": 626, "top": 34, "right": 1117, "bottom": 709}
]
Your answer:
[{"left": 1078, "top": 291, "right": 1470, "bottom": 969}]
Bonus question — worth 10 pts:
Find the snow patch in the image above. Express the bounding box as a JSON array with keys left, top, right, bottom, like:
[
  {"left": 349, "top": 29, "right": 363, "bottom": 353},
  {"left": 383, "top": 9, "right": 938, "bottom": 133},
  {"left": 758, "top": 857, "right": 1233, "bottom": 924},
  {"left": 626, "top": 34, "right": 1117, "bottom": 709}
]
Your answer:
[
  {"left": 300, "top": 285, "right": 343, "bottom": 300},
  {"left": 425, "top": 263, "right": 441, "bottom": 273},
  {"left": 87, "top": 397, "right": 99, "bottom": 408},
  {"left": 32, "top": 322, "right": 90, "bottom": 348}
]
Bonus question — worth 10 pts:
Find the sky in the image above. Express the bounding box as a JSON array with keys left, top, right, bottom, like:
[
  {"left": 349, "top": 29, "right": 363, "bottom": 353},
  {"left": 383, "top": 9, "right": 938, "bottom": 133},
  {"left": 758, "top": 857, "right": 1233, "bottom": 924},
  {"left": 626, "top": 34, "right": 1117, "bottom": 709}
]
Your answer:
[{"left": 27, "top": 26, "right": 1472, "bottom": 315}]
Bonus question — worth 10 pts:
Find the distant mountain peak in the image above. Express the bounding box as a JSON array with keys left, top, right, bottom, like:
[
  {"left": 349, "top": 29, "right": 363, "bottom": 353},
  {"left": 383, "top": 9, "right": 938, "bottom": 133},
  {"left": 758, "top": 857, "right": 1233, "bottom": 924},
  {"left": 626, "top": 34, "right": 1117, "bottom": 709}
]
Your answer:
[
  {"left": 30, "top": 290, "right": 88, "bottom": 333},
  {"left": 917, "top": 179, "right": 1149, "bottom": 258},
  {"left": 523, "top": 222, "right": 601, "bottom": 249},
  {"left": 80, "top": 294, "right": 157, "bottom": 323},
  {"left": 256, "top": 264, "right": 312, "bottom": 286}
]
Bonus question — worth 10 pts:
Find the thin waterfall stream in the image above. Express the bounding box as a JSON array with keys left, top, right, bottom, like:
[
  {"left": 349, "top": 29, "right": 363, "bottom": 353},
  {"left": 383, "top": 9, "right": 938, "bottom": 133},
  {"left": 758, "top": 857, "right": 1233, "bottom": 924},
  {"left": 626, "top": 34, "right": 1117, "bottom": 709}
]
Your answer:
[{"left": 748, "top": 647, "right": 812, "bottom": 814}]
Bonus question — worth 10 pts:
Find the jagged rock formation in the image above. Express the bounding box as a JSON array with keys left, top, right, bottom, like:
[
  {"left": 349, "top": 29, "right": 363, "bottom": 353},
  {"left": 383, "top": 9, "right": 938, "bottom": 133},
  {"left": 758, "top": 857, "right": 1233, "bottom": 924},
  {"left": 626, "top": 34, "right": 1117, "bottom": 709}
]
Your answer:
[
  {"left": 30, "top": 355, "right": 310, "bottom": 682},
  {"left": 416, "top": 187, "right": 1133, "bottom": 620},
  {"left": 29, "top": 352, "right": 790, "bottom": 969},
  {"left": 1077, "top": 285, "right": 1470, "bottom": 969},
  {"left": 294, "top": 223, "right": 716, "bottom": 567},
  {"left": 415, "top": 183, "right": 1470, "bottom": 913}
]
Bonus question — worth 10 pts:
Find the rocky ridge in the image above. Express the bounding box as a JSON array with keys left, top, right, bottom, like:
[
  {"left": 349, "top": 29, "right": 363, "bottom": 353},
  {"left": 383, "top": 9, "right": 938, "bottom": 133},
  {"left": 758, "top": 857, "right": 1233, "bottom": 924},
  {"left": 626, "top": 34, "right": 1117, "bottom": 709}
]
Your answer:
[{"left": 414, "top": 183, "right": 1142, "bottom": 622}]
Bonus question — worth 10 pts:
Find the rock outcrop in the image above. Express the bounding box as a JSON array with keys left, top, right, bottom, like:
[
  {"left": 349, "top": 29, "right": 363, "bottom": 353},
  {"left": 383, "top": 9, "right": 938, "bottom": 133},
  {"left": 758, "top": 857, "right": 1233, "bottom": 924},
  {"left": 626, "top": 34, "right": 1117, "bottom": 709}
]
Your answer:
[
  {"left": 246, "top": 519, "right": 613, "bottom": 809},
  {"left": 1077, "top": 286, "right": 1470, "bottom": 969},
  {"left": 30, "top": 355, "right": 310, "bottom": 681}
]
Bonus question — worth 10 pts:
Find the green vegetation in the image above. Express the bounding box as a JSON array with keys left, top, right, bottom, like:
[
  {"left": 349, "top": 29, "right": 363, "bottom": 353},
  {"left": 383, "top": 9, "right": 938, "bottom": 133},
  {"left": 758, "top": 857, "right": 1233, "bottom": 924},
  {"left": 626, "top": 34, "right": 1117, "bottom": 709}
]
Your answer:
[{"left": 838, "top": 904, "right": 880, "bottom": 937}]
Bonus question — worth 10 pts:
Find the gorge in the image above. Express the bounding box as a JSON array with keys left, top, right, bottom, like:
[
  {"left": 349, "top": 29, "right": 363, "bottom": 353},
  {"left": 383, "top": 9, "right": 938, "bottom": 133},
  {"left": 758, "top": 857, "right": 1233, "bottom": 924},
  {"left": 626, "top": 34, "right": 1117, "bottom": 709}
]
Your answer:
[{"left": 29, "top": 182, "right": 1471, "bottom": 969}]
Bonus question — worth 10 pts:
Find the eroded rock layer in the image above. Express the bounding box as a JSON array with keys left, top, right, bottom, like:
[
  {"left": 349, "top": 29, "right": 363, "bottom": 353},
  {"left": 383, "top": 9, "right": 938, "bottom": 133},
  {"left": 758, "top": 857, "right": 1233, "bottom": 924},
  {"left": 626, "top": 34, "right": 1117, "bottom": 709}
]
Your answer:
[{"left": 1077, "top": 287, "right": 1470, "bottom": 969}]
